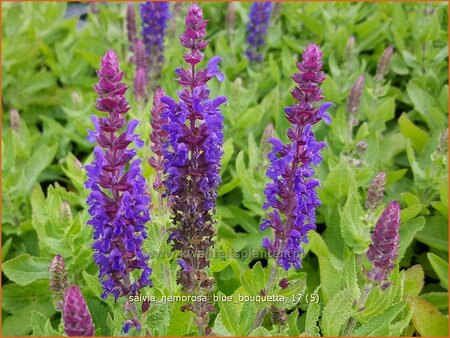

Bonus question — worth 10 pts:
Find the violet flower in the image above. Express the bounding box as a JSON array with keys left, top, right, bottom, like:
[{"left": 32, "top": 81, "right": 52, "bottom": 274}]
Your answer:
[
  {"left": 261, "top": 44, "right": 332, "bottom": 271},
  {"left": 85, "top": 50, "right": 152, "bottom": 303},
  {"left": 149, "top": 87, "right": 168, "bottom": 197},
  {"left": 366, "top": 201, "right": 400, "bottom": 283},
  {"left": 245, "top": 2, "right": 274, "bottom": 62},
  {"left": 161, "top": 4, "right": 226, "bottom": 331},
  {"left": 140, "top": 2, "right": 170, "bottom": 83},
  {"left": 62, "top": 285, "right": 95, "bottom": 336}
]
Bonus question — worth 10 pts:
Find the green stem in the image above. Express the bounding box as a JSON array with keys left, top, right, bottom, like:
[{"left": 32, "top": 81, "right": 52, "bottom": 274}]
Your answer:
[{"left": 342, "top": 282, "right": 373, "bottom": 336}]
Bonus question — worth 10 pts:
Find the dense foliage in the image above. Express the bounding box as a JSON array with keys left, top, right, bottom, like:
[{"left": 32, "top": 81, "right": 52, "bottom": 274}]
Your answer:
[{"left": 1, "top": 1, "right": 448, "bottom": 337}]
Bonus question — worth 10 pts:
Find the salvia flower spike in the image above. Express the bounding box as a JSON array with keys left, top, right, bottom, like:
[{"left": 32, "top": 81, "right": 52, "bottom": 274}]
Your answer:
[
  {"left": 245, "top": 2, "right": 273, "bottom": 62},
  {"left": 133, "top": 39, "right": 149, "bottom": 102},
  {"left": 62, "top": 285, "right": 95, "bottom": 336},
  {"left": 261, "top": 43, "right": 332, "bottom": 271},
  {"left": 375, "top": 45, "right": 394, "bottom": 83},
  {"left": 347, "top": 75, "right": 365, "bottom": 129},
  {"left": 85, "top": 50, "right": 152, "bottom": 304},
  {"left": 140, "top": 2, "right": 170, "bottom": 84},
  {"left": 49, "top": 254, "right": 70, "bottom": 310},
  {"left": 366, "top": 201, "right": 401, "bottom": 283},
  {"left": 365, "top": 172, "right": 386, "bottom": 211},
  {"left": 149, "top": 87, "right": 168, "bottom": 201},
  {"left": 161, "top": 3, "right": 226, "bottom": 332},
  {"left": 127, "top": 3, "right": 137, "bottom": 49}
]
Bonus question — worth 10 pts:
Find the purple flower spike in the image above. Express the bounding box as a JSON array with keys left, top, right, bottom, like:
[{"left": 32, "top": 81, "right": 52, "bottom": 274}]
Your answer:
[
  {"left": 261, "top": 44, "right": 332, "bottom": 271},
  {"left": 162, "top": 3, "right": 226, "bottom": 330},
  {"left": 140, "top": 2, "right": 170, "bottom": 82},
  {"left": 133, "top": 39, "right": 149, "bottom": 102},
  {"left": 366, "top": 201, "right": 400, "bottom": 283},
  {"left": 245, "top": 2, "right": 273, "bottom": 62},
  {"left": 62, "top": 286, "right": 95, "bottom": 336},
  {"left": 85, "top": 50, "right": 152, "bottom": 301},
  {"left": 149, "top": 87, "right": 168, "bottom": 196},
  {"left": 127, "top": 3, "right": 137, "bottom": 48}
]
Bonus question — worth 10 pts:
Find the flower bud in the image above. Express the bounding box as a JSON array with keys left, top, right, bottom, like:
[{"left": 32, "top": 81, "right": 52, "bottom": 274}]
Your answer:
[
  {"left": 49, "top": 254, "right": 69, "bottom": 310},
  {"left": 10, "top": 109, "right": 21, "bottom": 132},
  {"left": 365, "top": 172, "right": 386, "bottom": 211},
  {"left": 366, "top": 201, "right": 400, "bottom": 282},
  {"left": 62, "top": 286, "right": 95, "bottom": 336},
  {"left": 375, "top": 46, "right": 394, "bottom": 83}
]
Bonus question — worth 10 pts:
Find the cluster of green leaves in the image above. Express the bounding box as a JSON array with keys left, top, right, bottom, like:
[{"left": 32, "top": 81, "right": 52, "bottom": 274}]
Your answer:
[{"left": 1, "top": 1, "right": 448, "bottom": 337}]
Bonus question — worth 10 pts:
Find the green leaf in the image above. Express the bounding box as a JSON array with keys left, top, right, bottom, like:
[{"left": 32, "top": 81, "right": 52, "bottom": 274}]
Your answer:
[
  {"left": 354, "top": 301, "right": 406, "bottom": 336},
  {"left": 398, "top": 217, "right": 425, "bottom": 261},
  {"left": 324, "top": 161, "right": 354, "bottom": 198},
  {"left": 249, "top": 326, "right": 272, "bottom": 336},
  {"left": 82, "top": 271, "right": 103, "bottom": 300},
  {"left": 415, "top": 216, "right": 448, "bottom": 252},
  {"left": 30, "top": 310, "right": 47, "bottom": 336},
  {"left": 421, "top": 292, "right": 448, "bottom": 312},
  {"left": 408, "top": 296, "right": 449, "bottom": 336},
  {"left": 303, "top": 302, "right": 321, "bottom": 336},
  {"left": 406, "top": 82, "right": 444, "bottom": 130},
  {"left": 427, "top": 253, "right": 448, "bottom": 290},
  {"left": 339, "top": 254, "right": 360, "bottom": 299},
  {"left": 217, "top": 291, "right": 241, "bottom": 335},
  {"left": 339, "top": 185, "right": 370, "bottom": 254},
  {"left": 2, "top": 280, "right": 55, "bottom": 317},
  {"left": 403, "top": 264, "right": 425, "bottom": 297},
  {"left": 309, "top": 231, "right": 343, "bottom": 302},
  {"left": 240, "top": 261, "right": 268, "bottom": 296},
  {"left": 286, "top": 310, "right": 300, "bottom": 336},
  {"left": 321, "top": 288, "right": 354, "bottom": 336},
  {"left": 2, "top": 254, "right": 50, "bottom": 286},
  {"left": 398, "top": 113, "right": 429, "bottom": 152}
]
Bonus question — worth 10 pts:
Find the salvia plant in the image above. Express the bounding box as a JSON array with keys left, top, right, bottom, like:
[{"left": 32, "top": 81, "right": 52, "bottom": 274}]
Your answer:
[
  {"left": 245, "top": 2, "right": 274, "bottom": 62},
  {"left": 160, "top": 4, "right": 226, "bottom": 334},
  {"left": 140, "top": 2, "right": 171, "bottom": 85},
  {"left": 2, "top": 2, "right": 448, "bottom": 338}
]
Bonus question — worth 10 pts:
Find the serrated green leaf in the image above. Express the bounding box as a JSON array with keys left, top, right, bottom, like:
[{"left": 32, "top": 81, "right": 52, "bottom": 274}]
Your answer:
[
  {"left": 303, "top": 302, "right": 321, "bottom": 336},
  {"left": 30, "top": 310, "right": 47, "bottom": 336},
  {"left": 354, "top": 301, "right": 406, "bottom": 336},
  {"left": 286, "top": 310, "right": 300, "bottom": 336},
  {"left": 339, "top": 185, "right": 370, "bottom": 254},
  {"left": 240, "top": 261, "right": 268, "bottom": 296},
  {"left": 321, "top": 288, "right": 354, "bottom": 336},
  {"left": 421, "top": 292, "right": 448, "bottom": 311},
  {"left": 249, "top": 326, "right": 272, "bottom": 336},
  {"left": 339, "top": 254, "right": 360, "bottom": 299}
]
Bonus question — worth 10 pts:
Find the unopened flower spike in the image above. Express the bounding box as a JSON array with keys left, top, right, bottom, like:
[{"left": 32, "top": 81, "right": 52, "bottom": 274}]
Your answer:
[
  {"left": 365, "top": 172, "right": 386, "bottom": 211},
  {"left": 149, "top": 87, "right": 168, "bottom": 204},
  {"left": 133, "top": 39, "right": 149, "bottom": 102},
  {"left": 49, "top": 254, "right": 70, "bottom": 310},
  {"left": 62, "top": 285, "right": 95, "bottom": 336},
  {"left": 366, "top": 201, "right": 401, "bottom": 285},
  {"left": 261, "top": 43, "right": 332, "bottom": 271}
]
